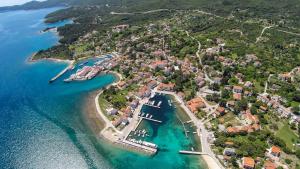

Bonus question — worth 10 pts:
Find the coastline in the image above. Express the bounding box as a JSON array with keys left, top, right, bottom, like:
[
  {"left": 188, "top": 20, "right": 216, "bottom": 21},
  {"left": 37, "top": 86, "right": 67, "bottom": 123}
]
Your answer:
[
  {"left": 83, "top": 71, "right": 158, "bottom": 155},
  {"left": 27, "top": 52, "right": 74, "bottom": 64},
  {"left": 88, "top": 74, "right": 220, "bottom": 168}
]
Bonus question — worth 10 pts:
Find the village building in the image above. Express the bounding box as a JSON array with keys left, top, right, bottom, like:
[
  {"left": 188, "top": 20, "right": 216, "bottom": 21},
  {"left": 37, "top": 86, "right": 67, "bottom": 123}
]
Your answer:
[
  {"left": 242, "top": 157, "right": 255, "bottom": 169},
  {"left": 233, "top": 85, "right": 243, "bottom": 93},
  {"left": 112, "top": 24, "right": 129, "bottom": 33},
  {"left": 157, "top": 82, "right": 175, "bottom": 91},
  {"left": 147, "top": 80, "right": 158, "bottom": 89},
  {"left": 106, "top": 108, "right": 118, "bottom": 116},
  {"left": 269, "top": 146, "right": 281, "bottom": 157},
  {"left": 214, "top": 106, "right": 226, "bottom": 117},
  {"left": 187, "top": 97, "right": 206, "bottom": 113},
  {"left": 278, "top": 72, "right": 292, "bottom": 82},
  {"left": 233, "top": 93, "right": 242, "bottom": 100},
  {"left": 112, "top": 117, "right": 123, "bottom": 127},
  {"left": 263, "top": 160, "right": 277, "bottom": 169},
  {"left": 137, "top": 86, "right": 151, "bottom": 98},
  {"left": 223, "top": 148, "right": 236, "bottom": 156},
  {"left": 242, "top": 110, "right": 259, "bottom": 125},
  {"left": 149, "top": 60, "right": 168, "bottom": 70},
  {"left": 117, "top": 81, "right": 127, "bottom": 89},
  {"left": 130, "top": 100, "right": 139, "bottom": 109}
]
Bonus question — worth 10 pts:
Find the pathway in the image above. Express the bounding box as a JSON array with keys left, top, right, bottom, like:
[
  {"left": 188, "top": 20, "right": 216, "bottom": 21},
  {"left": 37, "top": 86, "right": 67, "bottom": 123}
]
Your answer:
[
  {"left": 256, "top": 25, "right": 274, "bottom": 43},
  {"left": 110, "top": 9, "right": 170, "bottom": 15}
]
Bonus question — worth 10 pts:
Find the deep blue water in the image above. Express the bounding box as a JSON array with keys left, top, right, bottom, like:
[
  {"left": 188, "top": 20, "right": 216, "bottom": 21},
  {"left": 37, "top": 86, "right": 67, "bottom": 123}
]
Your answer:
[
  {"left": 0, "top": 8, "right": 115, "bottom": 169},
  {"left": 0, "top": 8, "right": 206, "bottom": 169}
]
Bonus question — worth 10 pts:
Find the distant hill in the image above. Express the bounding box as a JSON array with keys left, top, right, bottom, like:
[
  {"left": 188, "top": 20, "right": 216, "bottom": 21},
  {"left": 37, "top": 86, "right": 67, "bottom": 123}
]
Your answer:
[{"left": 2, "top": 0, "right": 299, "bottom": 14}]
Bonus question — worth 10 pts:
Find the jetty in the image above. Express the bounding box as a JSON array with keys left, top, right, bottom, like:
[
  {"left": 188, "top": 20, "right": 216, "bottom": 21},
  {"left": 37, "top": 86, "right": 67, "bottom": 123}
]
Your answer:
[
  {"left": 49, "top": 64, "right": 72, "bottom": 83},
  {"left": 179, "top": 150, "right": 207, "bottom": 155},
  {"left": 122, "top": 139, "right": 157, "bottom": 154},
  {"left": 143, "top": 117, "right": 162, "bottom": 123}
]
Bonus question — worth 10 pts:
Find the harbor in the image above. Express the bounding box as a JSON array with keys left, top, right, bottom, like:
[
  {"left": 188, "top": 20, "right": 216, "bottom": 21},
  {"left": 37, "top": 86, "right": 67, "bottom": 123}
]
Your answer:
[
  {"left": 122, "top": 94, "right": 201, "bottom": 158},
  {"left": 48, "top": 54, "right": 118, "bottom": 83}
]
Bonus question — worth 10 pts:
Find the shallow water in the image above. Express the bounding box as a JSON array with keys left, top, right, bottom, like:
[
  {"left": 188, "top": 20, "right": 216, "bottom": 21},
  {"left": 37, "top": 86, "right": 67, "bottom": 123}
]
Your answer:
[{"left": 0, "top": 8, "right": 206, "bottom": 169}]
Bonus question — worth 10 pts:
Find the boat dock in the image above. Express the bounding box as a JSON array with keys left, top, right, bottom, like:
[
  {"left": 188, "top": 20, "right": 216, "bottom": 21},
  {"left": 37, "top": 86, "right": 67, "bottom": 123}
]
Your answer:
[
  {"left": 49, "top": 64, "right": 72, "bottom": 83},
  {"left": 143, "top": 117, "right": 162, "bottom": 123},
  {"left": 122, "top": 139, "right": 157, "bottom": 154},
  {"left": 144, "top": 100, "right": 161, "bottom": 108},
  {"left": 184, "top": 120, "right": 193, "bottom": 124},
  {"left": 179, "top": 150, "right": 207, "bottom": 155}
]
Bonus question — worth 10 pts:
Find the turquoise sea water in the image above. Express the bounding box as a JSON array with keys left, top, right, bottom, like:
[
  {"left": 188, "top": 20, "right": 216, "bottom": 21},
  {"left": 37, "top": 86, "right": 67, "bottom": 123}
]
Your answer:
[{"left": 0, "top": 8, "right": 206, "bottom": 169}]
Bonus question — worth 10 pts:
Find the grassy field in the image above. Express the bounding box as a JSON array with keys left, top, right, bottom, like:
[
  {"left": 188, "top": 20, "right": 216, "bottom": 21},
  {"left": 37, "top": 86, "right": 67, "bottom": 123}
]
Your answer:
[
  {"left": 218, "top": 112, "right": 241, "bottom": 126},
  {"left": 276, "top": 122, "right": 299, "bottom": 150},
  {"left": 98, "top": 96, "right": 115, "bottom": 121}
]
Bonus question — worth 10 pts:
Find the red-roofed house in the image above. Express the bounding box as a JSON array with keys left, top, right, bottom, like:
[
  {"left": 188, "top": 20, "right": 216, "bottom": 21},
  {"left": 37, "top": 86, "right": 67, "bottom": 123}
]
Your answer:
[
  {"left": 263, "top": 160, "right": 276, "bottom": 169},
  {"left": 233, "top": 93, "right": 242, "bottom": 100},
  {"left": 233, "top": 85, "right": 243, "bottom": 93},
  {"left": 214, "top": 106, "right": 226, "bottom": 117},
  {"left": 242, "top": 157, "right": 255, "bottom": 169},
  {"left": 270, "top": 146, "right": 281, "bottom": 157},
  {"left": 149, "top": 60, "right": 167, "bottom": 69},
  {"left": 187, "top": 97, "right": 206, "bottom": 113},
  {"left": 157, "top": 82, "right": 175, "bottom": 91}
]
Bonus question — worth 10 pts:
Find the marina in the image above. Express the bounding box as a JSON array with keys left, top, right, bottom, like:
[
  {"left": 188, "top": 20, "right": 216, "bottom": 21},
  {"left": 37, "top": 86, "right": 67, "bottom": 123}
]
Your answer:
[
  {"left": 49, "top": 54, "right": 117, "bottom": 83},
  {"left": 123, "top": 93, "right": 202, "bottom": 164},
  {"left": 64, "top": 65, "right": 103, "bottom": 82},
  {"left": 144, "top": 100, "right": 162, "bottom": 108}
]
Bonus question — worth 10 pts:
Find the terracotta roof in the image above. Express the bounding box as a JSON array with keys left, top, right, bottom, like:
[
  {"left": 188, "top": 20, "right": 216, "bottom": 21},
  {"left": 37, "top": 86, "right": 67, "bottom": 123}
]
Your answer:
[
  {"left": 244, "top": 111, "right": 259, "bottom": 124},
  {"left": 158, "top": 82, "right": 175, "bottom": 90},
  {"left": 264, "top": 160, "right": 276, "bottom": 169},
  {"left": 118, "top": 81, "right": 126, "bottom": 87},
  {"left": 227, "top": 127, "right": 239, "bottom": 133},
  {"left": 233, "top": 93, "right": 242, "bottom": 100},
  {"left": 187, "top": 97, "right": 206, "bottom": 113},
  {"left": 227, "top": 101, "right": 235, "bottom": 106},
  {"left": 233, "top": 85, "right": 243, "bottom": 91},
  {"left": 225, "top": 141, "right": 234, "bottom": 146},
  {"left": 217, "top": 107, "right": 225, "bottom": 113},
  {"left": 252, "top": 124, "right": 260, "bottom": 131},
  {"left": 271, "top": 146, "right": 281, "bottom": 154},
  {"left": 243, "top": 157, "right": 255, "bottom": 168}
]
